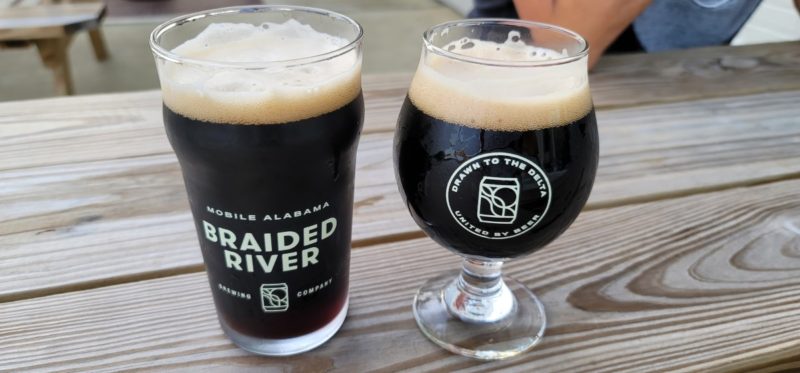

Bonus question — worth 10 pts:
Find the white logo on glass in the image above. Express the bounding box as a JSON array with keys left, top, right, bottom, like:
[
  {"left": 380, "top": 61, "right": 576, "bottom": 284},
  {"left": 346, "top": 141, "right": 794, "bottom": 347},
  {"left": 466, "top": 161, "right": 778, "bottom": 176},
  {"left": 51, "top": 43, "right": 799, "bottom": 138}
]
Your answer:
[
  {"left": 477, "top": 177, "right": 519, "bottom": 224},
  {"left": 261, "top": 283, "right": 289, "bottom": 312},
  {"left": 445, "top": 152, "right": 551, "bottom": 240}
]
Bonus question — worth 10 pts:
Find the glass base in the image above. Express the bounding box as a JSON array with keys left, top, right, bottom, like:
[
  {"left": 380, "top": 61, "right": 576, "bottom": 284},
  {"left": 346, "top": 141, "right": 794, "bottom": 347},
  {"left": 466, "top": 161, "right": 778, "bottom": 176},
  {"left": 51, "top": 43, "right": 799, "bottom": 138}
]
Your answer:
[
  {"left": 413, "top": 270, "right": 545, "bottom": 360},
  {"left": 219, "top": 299, "right": 348, "bottom": 356}
]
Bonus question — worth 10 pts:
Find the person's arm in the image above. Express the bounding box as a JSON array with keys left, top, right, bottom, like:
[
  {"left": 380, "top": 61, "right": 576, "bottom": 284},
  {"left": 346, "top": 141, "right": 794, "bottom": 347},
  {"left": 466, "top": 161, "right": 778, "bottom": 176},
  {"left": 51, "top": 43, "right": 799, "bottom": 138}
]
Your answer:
[
  {"left": 512, "top": 0, "right": 651, "bottom": 69},
  {"left": 795, "top": 0, "right": 800, "bottom": 14}
]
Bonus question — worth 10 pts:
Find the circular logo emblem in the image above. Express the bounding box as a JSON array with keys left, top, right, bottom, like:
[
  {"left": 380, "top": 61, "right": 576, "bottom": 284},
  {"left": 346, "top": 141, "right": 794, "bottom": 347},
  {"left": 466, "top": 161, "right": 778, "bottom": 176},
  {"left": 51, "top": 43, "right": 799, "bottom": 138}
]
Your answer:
[{"left": 446, "top": 152, "right": 551, "bottom": 240}]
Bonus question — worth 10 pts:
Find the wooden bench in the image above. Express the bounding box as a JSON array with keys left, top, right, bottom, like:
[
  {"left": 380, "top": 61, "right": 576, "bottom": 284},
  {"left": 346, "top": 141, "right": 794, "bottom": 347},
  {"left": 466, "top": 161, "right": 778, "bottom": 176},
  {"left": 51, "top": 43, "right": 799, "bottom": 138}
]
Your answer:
[{"left": 0, "top": 1, "right": 109, "bottom": 95}]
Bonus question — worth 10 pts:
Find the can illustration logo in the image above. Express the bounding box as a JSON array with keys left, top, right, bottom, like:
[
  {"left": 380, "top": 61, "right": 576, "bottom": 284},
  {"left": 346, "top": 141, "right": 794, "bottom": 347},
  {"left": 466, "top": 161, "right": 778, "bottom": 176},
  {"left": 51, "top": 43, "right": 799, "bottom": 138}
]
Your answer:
[
  {"left": 477, "top": 176, "right": 520, "bottom": 224},
  {"left": 260, "top": 283, "right": 289, "bottom": 312}
]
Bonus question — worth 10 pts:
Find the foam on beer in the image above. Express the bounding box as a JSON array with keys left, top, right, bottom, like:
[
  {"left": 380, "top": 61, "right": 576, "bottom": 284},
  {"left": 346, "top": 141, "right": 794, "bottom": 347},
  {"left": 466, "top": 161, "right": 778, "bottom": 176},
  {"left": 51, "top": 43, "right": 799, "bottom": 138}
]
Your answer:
[
  {"left": 159, "top": 20, "right": 361, "bottom": 125},
  {"left": 409, "top": 32, "right": 592, "bottom": 131}
]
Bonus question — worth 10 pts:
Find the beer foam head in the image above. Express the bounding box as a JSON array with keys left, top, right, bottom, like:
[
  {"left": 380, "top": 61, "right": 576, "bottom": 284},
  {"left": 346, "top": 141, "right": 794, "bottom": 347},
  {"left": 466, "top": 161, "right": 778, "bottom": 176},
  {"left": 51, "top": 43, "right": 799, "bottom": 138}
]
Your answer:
[
  {"left": 157, "top": 20, "right": 361, "bottom": 125},
  {"left": 409, "top": 31, "right": 591, "bottom": 131}
]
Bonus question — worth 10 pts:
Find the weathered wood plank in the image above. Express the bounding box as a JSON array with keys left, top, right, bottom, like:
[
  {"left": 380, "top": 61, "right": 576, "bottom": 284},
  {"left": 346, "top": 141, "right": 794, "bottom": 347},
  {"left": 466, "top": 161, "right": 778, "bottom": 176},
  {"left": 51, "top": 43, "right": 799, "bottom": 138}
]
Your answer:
[
  {"left": 338, "top": 41, "right": 800, "bottom": 129},
  {"left": 2, "top": 89, "right": 800, "bottom": 302},
  {"left": 0, "top": 90, "right": 165, "bottom": 171},
  {"left": 357, "top": 88, "right": 800, "bottom": 233},
  {"left": 1, "top": 43, "right": 797, "bottom": 170},
  {"left": 304, "top": 87, "right": 800, "bottom": 241},
  {"left": 591, "top": 89, "right": 800, "bottom": 206},
  {"left": 0, "top": 76, "right": 406, "bottom": 172},
  {"left": 590, "top": 41, "right": 800, "bottom": 109},
  {"left": 2, "top": 178, "right": 800, "bottom": 372},
  {"left": 347, "top": 41, "right": 800, "bottom": 124}
]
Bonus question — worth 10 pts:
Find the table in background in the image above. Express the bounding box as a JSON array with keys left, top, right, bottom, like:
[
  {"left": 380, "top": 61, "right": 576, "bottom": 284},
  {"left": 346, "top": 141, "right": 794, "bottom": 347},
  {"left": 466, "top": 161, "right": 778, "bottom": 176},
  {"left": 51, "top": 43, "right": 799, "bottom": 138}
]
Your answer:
[
  {"left": 0, "top": 0, "right": 109, "bottom": 95},
  {"left": 1, "top": 42, "right": 800, "bottom": 372}
]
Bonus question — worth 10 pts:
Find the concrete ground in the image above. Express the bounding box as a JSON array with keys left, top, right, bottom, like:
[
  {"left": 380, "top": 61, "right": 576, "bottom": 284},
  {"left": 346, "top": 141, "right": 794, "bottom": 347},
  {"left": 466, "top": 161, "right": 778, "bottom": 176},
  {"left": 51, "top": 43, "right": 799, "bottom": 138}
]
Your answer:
[
  {"left": 0, "top": 0, "right": 459, "bottom": 101},
  {"left": 1, "top": 0, "right": 798, "bottom": 102}
]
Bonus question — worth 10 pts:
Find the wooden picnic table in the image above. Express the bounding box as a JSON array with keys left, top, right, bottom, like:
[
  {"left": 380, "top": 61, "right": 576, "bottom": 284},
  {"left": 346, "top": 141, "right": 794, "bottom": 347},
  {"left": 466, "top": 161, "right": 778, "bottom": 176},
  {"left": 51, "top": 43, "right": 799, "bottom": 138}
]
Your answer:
[
  {"left": 1, "top": 41, "right": 800, "bottom": 372},
  {"left": 0, "top": 1, "right": 109, "bottom": 95}
]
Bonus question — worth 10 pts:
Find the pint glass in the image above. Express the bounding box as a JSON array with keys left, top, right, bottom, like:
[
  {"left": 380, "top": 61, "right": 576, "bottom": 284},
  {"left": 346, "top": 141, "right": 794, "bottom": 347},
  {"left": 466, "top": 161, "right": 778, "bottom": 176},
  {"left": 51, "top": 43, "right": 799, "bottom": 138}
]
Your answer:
[{"left": 150, "top": 6, "right": 363, "bottom": 355}]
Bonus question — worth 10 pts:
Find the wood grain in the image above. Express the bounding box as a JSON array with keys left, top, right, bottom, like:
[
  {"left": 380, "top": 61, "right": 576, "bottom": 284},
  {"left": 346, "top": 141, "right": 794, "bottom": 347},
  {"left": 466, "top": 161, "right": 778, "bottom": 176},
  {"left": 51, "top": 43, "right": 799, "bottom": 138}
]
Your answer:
[
  {"left": 1, "top": 42, "right": 796, "bottom": 168},
  {"left": 2, "top": 88, "right": 800, "bottom": 302},
  {"left": 590, "top": 41, "right": 800, "bottom": 109},
  {"left": 0, "top": 76, "right": 406, "bottom": 172},
  {"left": 347, "top": 41, "right": 800, "bottom": 127},
  {"left": 335, "top": 41, "right": 800, "bottom": 127},
  {"left": 2, "top": 178, "right": 800, "bottom": 372},
  {"left": 1, "top": 36, "right": 798, "bottom": 373},
  {"left": 1, "top": 42, "right": 799, "bottom": 303},
  {"left": 326, "top": 88, "right": 800, "bottom": 241}
]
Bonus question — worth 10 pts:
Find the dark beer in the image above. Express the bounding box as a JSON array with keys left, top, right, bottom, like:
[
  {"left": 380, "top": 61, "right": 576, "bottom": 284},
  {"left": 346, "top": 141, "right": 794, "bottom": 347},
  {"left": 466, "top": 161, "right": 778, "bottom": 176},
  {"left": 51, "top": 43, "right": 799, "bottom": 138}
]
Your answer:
[
  {"left": 395, "top": 99, "right": 597, "bottom": 259},
  {"left": 395, "top": 19, "right": 598, "bottom": 359},
  {"left": 150, "top": 5, "right": 364, "bottom": 355},
  {"left": 164, "top": 95, "right": 363, "bottom": 339}
]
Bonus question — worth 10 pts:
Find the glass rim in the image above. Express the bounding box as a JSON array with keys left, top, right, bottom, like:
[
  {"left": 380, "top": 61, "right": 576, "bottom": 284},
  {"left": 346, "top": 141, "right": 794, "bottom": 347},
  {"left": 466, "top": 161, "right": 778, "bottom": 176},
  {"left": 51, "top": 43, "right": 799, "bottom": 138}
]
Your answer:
[
  {"left": 149, "top": 5, "right": 364, "bottom": 69},
  {"left": 423, "top": 19, "right": 589, "bottom": 67}
]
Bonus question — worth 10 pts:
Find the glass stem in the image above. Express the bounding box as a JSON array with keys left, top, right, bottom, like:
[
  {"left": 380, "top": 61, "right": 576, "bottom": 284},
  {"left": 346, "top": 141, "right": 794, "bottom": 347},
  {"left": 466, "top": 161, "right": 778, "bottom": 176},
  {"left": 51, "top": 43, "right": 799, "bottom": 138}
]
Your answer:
[{"left": 444, "top": 258, "right": 515, "bottom": 323}]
